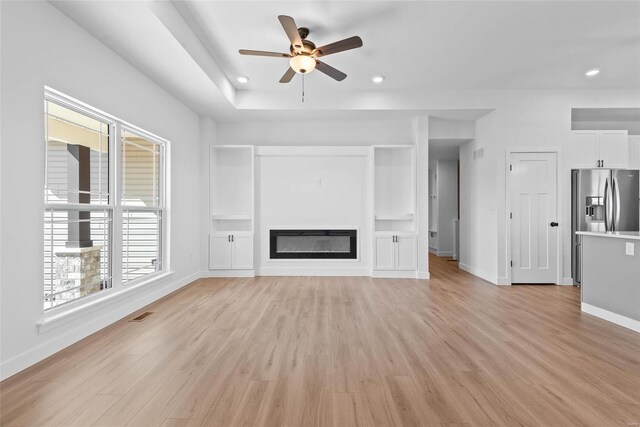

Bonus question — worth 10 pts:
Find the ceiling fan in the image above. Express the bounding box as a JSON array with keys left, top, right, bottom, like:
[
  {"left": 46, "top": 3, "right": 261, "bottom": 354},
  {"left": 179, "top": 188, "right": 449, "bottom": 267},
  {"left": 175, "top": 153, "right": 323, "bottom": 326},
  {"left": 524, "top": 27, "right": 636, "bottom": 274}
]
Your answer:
[{"left": 239, "top": 15, "right": 363, "bottom": 83}]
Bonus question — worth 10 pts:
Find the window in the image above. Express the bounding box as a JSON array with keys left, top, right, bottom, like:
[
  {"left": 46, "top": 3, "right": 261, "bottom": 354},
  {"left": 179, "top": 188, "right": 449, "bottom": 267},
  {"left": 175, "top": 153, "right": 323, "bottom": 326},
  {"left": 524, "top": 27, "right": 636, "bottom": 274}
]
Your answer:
[
  {"left": 44, "top": 90, "right": 167, "bottom": 311},
  {"left": 121, "top": 130, "right": 164, "bottom": 282}
]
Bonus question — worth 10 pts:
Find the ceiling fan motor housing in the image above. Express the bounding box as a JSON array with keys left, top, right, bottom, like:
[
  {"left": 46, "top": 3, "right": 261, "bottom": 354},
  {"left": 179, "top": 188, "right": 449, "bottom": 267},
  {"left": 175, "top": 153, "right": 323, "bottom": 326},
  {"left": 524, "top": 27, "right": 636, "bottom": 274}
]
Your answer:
[{"left": 290, "top": 38, "right": 316, "bottom": 56}]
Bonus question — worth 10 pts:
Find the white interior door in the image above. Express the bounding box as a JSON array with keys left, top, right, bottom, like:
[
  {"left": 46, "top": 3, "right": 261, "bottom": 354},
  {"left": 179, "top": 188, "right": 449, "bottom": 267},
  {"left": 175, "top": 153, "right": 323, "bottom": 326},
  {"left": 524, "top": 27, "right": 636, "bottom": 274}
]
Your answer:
[{"left": 510, "top": 152, "right": 558, "bottom": 284}]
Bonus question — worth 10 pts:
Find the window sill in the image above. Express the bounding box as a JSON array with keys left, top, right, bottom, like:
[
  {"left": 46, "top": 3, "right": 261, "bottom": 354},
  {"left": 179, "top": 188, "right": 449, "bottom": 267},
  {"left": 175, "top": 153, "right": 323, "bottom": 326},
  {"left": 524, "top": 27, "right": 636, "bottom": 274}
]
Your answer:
[{"left": 38, "top": 271, "right": 173, "bottom": 334}]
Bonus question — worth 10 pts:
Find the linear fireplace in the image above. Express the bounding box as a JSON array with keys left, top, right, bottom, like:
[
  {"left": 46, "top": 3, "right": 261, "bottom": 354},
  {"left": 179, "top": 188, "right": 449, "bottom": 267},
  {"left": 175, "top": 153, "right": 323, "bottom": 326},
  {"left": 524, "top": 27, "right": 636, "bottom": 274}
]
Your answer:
[{"left": 270, "top": 229, "right": 357, "bottom": 259}]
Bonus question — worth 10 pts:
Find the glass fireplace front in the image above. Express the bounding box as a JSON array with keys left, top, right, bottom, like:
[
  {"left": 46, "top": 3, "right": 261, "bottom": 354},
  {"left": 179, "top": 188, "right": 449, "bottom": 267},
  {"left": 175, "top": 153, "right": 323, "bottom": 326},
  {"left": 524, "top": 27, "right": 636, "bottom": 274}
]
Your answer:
[{"left": 270, "top": 229, "right": 357, "bottom": 259}]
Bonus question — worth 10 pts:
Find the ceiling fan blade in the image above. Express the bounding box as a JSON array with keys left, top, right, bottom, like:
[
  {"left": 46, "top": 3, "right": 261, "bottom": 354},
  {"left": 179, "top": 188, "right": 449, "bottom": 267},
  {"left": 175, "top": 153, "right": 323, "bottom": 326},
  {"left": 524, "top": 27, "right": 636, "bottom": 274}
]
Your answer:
[
  {"left": 239, "top": 49, "right": 290, "bottom": 58},
  {"left": 279, "top": 67, "right": 297, "bottom": 83},
  {"left": 278, "top": 15, "right": 303, "bottom": 51},
  {"left": 314, "top": 36, "right": 363, "bottom": 57},
  {"left": 315, "top": 60, "right": 347, "bottom": 81}
]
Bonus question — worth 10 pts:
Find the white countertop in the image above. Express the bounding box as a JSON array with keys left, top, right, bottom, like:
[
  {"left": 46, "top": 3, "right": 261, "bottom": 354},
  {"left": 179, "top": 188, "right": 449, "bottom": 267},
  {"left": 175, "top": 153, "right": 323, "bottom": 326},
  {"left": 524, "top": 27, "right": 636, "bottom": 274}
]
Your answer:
[{"left": 576, "top": 231, "right": 640, "bottom": 241}]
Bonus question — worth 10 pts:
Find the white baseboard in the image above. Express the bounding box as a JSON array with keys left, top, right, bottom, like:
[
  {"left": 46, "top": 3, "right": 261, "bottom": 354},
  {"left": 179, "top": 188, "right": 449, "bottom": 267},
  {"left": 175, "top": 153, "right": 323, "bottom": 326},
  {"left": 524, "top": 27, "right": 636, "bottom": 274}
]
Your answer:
[
  {"left": 417, "top": 271, "right": 430, "bottom": 280},
  {"left": 458, "top": 262, "right": 498, "bottom": 285},
  {"left": 202, "top": 270, "right": 255, "bottom": 278},
  {"left": 257, "top": 267, "right": 370, "bottom": 277},
  {"left": 436, "top": 250, "right": 453, "bottom": 257},
  {"left": 581, "top": 303, "right": 640, "bottom": 333},
  {"left": 0, "top": 271, "right": 200, "bottom": 381},
  {"left": 560, "top": 277, "right": 574, "bottom": 286},
  {"left": 371, "top": 270, "right": 418, "bottom": 279},
  {"left": 497, "top": 276, "right": 511, "bottom": 286}
]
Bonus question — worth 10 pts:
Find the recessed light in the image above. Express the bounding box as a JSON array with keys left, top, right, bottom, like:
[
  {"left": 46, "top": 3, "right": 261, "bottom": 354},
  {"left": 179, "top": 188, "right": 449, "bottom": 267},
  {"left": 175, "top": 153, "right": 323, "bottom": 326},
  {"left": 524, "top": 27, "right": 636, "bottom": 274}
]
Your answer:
[
  {"left": 236, "top": 76, "right": 249, "bottom": 83},
  {"left": 372, "top": 75, "right": 385, "bottom": 84},
  {"left": 585, "top": 69, "right": 600, "bottom": 77}
]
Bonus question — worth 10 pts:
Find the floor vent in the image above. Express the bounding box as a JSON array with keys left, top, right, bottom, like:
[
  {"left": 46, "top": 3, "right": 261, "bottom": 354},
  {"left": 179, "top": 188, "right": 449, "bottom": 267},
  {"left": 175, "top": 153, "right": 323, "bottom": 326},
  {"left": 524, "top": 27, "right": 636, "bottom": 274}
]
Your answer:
[{"left": 129, "top": 312, "right": 153, "bottom": 322}]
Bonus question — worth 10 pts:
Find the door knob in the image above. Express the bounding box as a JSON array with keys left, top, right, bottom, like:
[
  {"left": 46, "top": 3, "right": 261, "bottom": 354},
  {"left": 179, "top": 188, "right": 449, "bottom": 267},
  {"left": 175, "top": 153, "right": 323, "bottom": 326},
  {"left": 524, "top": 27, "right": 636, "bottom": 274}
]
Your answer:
[{"left": 550, "top": 222, "right": 559, "bottom": 227}]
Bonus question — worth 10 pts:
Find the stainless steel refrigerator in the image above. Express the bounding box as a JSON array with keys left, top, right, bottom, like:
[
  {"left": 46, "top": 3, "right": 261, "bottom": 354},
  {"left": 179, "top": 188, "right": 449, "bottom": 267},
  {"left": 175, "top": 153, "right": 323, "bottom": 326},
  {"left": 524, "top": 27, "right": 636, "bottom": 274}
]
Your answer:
[{"left": 571, "top": 169, "right": 640, "bottom": 286}]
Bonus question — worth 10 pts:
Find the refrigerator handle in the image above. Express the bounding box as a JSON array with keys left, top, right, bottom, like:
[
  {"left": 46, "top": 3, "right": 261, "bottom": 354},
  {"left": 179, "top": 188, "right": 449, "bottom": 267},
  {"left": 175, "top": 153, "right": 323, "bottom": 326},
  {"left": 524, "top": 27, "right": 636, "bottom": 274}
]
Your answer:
[
  {"left": 613, "top": 176, "right": 620, "bottom": 232},
  {"left": 604, "top": 177, "right": 611, "bottom": 232}
]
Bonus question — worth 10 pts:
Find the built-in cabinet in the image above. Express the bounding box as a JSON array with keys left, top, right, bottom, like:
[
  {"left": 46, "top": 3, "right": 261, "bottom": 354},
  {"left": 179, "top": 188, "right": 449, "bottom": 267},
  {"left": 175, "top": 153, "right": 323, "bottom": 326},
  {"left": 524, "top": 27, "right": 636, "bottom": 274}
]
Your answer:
[
  {"left": 209, "top": 233, "right": 253, "bottom": 270},
  {"left": 374, "top": 235, "right": 417, "bottom": 271},
  {"left": 208, "top": 144, "right": 422, "bottom": 278},
  {"left": 569, "top": 130, "right": 629, "bottom": 169},
  {"left": 209, "top": 146, "right": 254, "bottom": 272},
  {"left": 372, "top": 146, "right": 418, "bottom": 277}
]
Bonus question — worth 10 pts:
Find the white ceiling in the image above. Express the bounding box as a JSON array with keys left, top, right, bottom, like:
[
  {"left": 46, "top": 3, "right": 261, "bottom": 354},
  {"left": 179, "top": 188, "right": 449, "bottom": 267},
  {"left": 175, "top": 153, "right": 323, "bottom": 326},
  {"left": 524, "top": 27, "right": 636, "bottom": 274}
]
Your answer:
[
  {"left": 51, "top": 0, "right": 640, "bottom": 122},
  {"left": 185, "top": 1, "right": 640, "bottom": 92}
]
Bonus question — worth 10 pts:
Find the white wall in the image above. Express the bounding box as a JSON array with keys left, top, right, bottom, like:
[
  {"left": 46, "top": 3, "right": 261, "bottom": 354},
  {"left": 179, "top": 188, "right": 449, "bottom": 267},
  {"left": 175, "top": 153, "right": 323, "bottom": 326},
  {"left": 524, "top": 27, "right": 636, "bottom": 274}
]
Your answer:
[
  {"left": 459, "top": 89, "right": 640, "bottom": 285},
  {"left": 258, "top": 154, "right": 370, "bottom": 275},
  {"left": 429, "top": 117, "right": 475, "bottom": 140},
  {"left": 217, "top": 118, "right": 414, "bottom": 146},
  {"left": 215, "top": 118, "right": 430, "bottom": 278},
  {"left": 459, "top": 126, "right": 499, "bottom": 283},
  {"left": 0, "top": 1, "right": 202, "bottom": 379}
]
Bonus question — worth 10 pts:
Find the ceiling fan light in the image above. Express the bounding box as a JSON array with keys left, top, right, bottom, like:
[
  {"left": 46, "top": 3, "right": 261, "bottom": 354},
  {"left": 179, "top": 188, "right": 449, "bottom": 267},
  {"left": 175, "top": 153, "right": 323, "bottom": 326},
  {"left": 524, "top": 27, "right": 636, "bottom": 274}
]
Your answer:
[{"left": 289, "top": 55, "right": 316, "bottom": 74}]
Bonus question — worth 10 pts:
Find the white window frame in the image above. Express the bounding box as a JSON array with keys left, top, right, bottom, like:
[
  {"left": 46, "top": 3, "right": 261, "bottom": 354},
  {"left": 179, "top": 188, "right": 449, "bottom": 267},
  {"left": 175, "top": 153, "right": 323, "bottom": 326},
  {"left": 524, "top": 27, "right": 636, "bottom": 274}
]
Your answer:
[
  {"left": 119, "top": 125, "right": 167, "bottom": 284},
  {"left": 43, "top": 87, "right": 170, "bottom": 316}
]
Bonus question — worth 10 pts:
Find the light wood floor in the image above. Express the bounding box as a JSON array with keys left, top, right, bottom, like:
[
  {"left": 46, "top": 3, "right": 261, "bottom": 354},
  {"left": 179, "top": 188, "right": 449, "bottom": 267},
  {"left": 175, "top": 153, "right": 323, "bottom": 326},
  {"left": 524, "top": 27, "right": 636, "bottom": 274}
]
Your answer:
[{"left": 2, "top": 255, "right": 640, "bottom": 426}]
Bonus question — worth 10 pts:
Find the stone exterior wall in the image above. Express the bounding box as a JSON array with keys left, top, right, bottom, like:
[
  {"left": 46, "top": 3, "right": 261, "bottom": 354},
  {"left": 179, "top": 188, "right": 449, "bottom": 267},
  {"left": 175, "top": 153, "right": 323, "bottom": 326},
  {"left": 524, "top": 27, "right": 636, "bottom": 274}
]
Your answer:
[{"left": 53, "top": 246, "right": 102, "bottom": 305}]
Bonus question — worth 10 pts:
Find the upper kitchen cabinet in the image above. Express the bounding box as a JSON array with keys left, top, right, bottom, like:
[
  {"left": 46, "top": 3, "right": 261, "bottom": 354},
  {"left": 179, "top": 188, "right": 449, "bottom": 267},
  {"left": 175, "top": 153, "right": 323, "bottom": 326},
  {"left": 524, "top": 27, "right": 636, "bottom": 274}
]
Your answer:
[{"left": 568, "top": 130, "right": 628, "bottom": 169}]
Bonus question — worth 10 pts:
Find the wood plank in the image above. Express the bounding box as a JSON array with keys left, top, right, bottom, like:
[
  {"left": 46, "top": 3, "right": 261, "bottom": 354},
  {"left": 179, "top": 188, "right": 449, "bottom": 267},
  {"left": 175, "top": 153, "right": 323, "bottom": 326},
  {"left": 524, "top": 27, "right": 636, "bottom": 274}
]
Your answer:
[{"left": 1, "top": 255, "right": 639, "bottom": 427}]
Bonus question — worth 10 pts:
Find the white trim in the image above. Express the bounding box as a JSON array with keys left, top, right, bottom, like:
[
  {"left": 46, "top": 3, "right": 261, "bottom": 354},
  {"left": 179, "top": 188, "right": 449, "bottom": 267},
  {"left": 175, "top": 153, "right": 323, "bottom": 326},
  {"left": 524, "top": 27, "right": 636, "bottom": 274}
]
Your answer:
[
  {"left": 43, "top": 88, "right": 170, "bottom": 310},
  {"left": 560, "top": 277, "right": 574, "bottom": 286},
  {"left": 45, "top": 87, "right": 169, "bottom": 145},
  {"left": 459, "top": 262, "right": 498, "bottom": 285},
  {"left": 417, "top": 271, "right": 430, "bottom": 279},
  {"left": 1, "top": 271, "right": 198, "bottom": 381},
  {"left": 371, "top": 270, "right": 419, "bottom": 279},
  {"left": 39, "top": 271, "right": 173, "bottom": 332},
  {"left": 497, "top": 276, "right": 511, "bottom": 285},
  {"left": 436, "top": 250, "right": 453, "bottom": 257},
  {"left": 202, "top": 270, "right": 255, "bottom": 278},
  {"left": 505, "top": 147, "right": 562, "bottom": 285},
  {"left": 258, "top": 267, "right": 370, "bottom": 277},
  {"left": 255, "top": 146, "right": 370, "bottom": 157},
  {"left": 581, "top": 303, "right": 640, "bottom": 333}
]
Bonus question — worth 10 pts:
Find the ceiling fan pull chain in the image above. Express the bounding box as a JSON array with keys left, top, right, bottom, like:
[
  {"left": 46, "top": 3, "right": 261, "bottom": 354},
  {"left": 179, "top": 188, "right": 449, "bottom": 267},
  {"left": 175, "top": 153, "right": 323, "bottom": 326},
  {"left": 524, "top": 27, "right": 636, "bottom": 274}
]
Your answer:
[{"left": 302, "top": 73, "right": 305, "bottom": 103}]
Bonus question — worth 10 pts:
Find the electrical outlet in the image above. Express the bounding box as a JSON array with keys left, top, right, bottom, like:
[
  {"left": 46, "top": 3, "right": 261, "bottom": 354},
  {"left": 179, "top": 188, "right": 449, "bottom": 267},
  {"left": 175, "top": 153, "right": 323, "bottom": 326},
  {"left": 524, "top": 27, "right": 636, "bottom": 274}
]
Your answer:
[{"left": 626, "top": 242, "right": 635, "bottom": 256}]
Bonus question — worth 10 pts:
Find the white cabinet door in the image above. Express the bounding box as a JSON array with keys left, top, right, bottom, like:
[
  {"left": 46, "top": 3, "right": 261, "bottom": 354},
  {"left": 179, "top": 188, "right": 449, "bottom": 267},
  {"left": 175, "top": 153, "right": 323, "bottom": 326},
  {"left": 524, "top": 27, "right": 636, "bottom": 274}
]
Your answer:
[
  {"left": 629, "top": 136, "right": 640, "bottom": 169},
  {"left": 374, "top": 236, "right": 395, "bottom": 270},
  {"left": 396, "top": 236, "right": 417, "bottom": 271},
  {"left": 231, "top": 235, "right": 253, "bottom": 270},
  {"left": 569, "top": 131, "right": 599, "bottom": 168},
  {"left": 599, "top": 130, "right": 629, "bottom": 169},
  {"left": 210, "top": 235, "right": 232, "bottom": 270}
]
